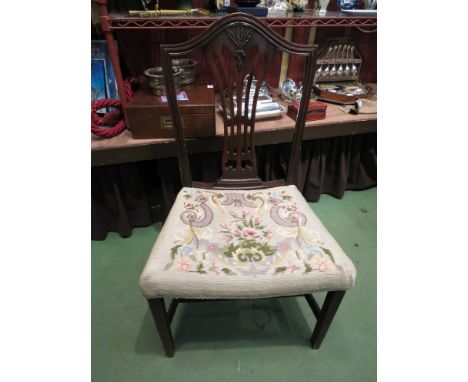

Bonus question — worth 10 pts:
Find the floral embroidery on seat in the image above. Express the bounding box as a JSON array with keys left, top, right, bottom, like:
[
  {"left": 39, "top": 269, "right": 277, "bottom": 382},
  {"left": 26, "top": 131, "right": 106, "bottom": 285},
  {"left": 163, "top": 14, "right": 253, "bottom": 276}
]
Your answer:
[
  {"left": 165, "top": 189, "right": 338, "bottom": 276},
  {"left": 219, "top": 210, "right": 275, "bottom": 266}
]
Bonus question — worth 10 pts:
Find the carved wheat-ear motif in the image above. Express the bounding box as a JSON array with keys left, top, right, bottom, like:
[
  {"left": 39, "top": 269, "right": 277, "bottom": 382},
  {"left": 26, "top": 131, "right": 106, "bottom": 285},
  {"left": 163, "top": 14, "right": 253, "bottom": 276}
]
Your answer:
[{"left": 226, "top": 25, "right": 253, "bottom": 71}]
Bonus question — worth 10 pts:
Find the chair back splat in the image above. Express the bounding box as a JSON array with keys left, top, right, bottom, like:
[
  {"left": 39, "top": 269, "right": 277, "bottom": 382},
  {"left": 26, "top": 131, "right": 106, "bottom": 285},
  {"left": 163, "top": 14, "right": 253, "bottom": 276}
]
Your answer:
[{"left": 161, "top": 13, "right": 317, "bottom": 190}]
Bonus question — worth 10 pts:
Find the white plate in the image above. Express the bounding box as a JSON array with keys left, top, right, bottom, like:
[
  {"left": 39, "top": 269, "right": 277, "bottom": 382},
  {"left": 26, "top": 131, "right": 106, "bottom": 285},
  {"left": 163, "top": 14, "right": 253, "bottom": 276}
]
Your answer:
[{"left": 341, "top": 9, "right": 377, "bottom": 16}]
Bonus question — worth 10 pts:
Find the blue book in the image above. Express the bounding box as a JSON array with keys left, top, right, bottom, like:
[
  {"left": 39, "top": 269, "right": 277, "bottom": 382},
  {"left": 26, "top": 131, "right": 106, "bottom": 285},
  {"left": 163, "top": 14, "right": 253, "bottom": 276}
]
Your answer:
[{"left": 91, "top": 40, "right": 119, "bottom": 108}]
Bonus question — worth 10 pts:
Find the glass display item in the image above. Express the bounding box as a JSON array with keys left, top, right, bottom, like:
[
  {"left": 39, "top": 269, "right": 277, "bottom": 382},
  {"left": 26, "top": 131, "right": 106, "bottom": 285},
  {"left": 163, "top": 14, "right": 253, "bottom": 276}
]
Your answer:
[{"left": 336, "top": 0, "right": 358, "bottom": 10}]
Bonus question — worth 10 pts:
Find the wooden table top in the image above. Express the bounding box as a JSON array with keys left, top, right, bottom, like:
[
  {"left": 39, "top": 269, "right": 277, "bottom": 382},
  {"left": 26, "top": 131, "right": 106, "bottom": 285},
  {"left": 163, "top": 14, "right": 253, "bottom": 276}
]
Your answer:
[{"left": 92, "top": 92, "right": 377, "bottom": 167}]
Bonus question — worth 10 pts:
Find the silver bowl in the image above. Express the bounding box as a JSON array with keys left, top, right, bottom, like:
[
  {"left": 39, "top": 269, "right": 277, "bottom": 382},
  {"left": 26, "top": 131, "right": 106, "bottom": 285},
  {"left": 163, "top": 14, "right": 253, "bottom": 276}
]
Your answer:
[
  {"left": 171, "top": 59, "right": 198, "bottom": 85},
  {"left": 143, "top": 67, "right": 183, "bottom": 96}
]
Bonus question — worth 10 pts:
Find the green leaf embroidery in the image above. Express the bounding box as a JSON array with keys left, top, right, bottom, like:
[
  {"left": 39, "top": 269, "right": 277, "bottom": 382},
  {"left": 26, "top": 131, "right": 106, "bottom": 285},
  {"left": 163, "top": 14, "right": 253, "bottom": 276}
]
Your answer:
[
  {"left": 295, "top": 250, "right": 302, "bottom": 260},
  {"left": 303, "top": 262, "right": 313, "bottom": 274},
  {"left": 170, "top": 245, "right": 182, "bottom": 260},
  {"left": 242, "top": 240, "right": 258, "bottom": 249},
  {"left": 164, "top": 262, "right": 173, "bottom": 271},
  {"left": 321, "top": 247, "right": 335, "bottom": 263},
  {"left": 258, "top": 243, "right": 276, "bottom": 257},
  {"left": 224, "top": 243, "right": 238, "bottom": 257},
  {"left": 195, "top": 262, "right": 207, "bottom": 274},
  {"left": 222, "top": 268, "right": 236, "bottom": 275},
  {"left": 274, "top": 266, "right": 287, "bottom": 275},
  {"left": 183, "top": 194, "right": 191, "bottom": 199}
]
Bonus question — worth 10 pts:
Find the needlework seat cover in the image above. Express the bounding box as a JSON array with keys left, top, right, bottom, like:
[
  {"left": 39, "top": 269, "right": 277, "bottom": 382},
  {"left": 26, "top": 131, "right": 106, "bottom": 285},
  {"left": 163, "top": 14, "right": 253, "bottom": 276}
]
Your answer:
[{"left": 140, "top": 185, "right": 356, "bottom": 299}]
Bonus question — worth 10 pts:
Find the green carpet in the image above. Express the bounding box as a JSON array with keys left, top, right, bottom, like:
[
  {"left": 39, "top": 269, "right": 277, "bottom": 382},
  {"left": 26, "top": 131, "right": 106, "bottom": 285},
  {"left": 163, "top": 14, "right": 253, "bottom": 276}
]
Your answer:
[{"left": 92, "top": 188, "right": 376, "bottom": 382}]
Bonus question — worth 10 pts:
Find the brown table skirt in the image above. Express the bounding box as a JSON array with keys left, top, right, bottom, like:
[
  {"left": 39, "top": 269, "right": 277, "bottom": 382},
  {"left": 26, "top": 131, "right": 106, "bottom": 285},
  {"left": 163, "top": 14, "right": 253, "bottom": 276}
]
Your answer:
[{"left": 91, "top": 133, "right": 376, "bottom": 240}]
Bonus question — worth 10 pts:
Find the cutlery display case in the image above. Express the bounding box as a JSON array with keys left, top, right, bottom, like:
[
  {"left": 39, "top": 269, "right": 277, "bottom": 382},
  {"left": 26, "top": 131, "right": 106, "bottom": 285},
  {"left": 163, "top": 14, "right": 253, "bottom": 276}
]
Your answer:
[{"left": 313, "top": 37, "right": 372, "bottom": 104}]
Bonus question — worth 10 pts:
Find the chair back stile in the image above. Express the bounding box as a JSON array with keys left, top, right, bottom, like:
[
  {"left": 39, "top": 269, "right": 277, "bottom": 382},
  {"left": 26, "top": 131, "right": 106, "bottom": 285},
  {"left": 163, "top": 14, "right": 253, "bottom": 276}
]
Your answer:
[{"left": 161, "top": 13, "right": 317, "bottom": 190}]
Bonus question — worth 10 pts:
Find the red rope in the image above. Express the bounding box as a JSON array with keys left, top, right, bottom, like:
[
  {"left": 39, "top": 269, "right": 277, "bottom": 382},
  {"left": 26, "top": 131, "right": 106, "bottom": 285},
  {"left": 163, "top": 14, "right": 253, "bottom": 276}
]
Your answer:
[{"left": 91, "top": 81, "right": 133, "bottom": 138}]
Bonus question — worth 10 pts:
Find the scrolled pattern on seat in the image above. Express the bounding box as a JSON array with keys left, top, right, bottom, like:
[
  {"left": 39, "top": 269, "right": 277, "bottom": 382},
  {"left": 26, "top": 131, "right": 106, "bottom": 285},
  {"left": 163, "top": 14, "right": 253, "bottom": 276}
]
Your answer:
[{"left": 140, "top": 185, "right": 356, "bottom": 299}]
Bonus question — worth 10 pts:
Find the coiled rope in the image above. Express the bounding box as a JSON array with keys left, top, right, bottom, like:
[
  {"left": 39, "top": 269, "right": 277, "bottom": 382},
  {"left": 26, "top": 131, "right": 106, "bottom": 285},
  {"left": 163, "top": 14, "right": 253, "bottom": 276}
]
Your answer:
[{"left": 91, "top": 80, "right": 133, "bottom": 138}]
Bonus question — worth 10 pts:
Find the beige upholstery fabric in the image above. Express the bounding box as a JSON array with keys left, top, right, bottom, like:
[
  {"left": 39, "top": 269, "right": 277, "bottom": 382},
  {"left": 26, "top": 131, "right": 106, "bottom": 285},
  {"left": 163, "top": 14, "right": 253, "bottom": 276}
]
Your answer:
[{"left": 140, "top": 185, "right": 356, "bottom": 299}]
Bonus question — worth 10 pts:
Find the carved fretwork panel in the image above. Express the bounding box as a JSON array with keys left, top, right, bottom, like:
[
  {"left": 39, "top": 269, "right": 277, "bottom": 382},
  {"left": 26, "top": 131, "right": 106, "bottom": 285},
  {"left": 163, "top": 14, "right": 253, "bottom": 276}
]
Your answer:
[{"left": 204, "top": 23, "right": 277, "bottom": 183}]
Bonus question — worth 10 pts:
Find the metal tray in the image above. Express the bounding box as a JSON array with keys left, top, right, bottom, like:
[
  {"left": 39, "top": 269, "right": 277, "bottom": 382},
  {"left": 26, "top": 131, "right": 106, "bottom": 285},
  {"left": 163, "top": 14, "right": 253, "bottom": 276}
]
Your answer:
[{"left": 218, "top": 103, "right": 286, "bottom": 120}]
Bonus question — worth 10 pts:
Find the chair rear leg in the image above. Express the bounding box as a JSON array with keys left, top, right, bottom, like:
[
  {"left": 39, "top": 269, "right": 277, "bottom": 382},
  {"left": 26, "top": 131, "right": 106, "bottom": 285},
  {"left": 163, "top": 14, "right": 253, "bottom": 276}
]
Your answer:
[
  {"left": 310, "top": 291, "right": 346, "bottom": 349},
  {"left": 147, "top": 298, "right": 175, "bottom": 357}
]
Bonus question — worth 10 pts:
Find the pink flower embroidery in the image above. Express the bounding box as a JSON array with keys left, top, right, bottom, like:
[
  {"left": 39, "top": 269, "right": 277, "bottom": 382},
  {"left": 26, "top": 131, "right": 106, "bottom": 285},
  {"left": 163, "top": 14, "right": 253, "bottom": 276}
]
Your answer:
[
  {"left": 176, "top": 257, "right": 192, "bottom": 272},
  {"left": 184, "top": 202, "right": 195, "bottom": 209},
  {"left": 207, "top": 243, "right": 218, "bottom": 253},
  {"left": 232, "top": 228, "right": 241, "bottom": 237},
  {"left": 196, "top": 195, "right": 208, "bottom": 203},
  {"left": 277, "top": 240, "right": 291, "bottom": 252},
  {"left": 254, "top": 217, "right": 261, "bottom": 225},
  {"left": 311, "top": 256, "right": 333, "bottom": 272},
  {"left": 241, "top": 210, "right": 248, "bottom": 217},
  {"left": 266, "top": 231, "right": 273, "bottom": 240},
  {"left": 222, "top": 234, "right": 232, "bottom": 243},
  {"left": 288, "top": 203, "right": 298, "bottom": 211},
  {"left": 243, "top": 228, "right": 259, "bottom": 238},
  {"left": 219, "top": 221, "right": 227, "bottom": 229},
  {"left": 268, "top": 197, "right": 280, "bottom": 205},
  {"left": 286, "top": 261, "right": 300, "bottom": 273}
]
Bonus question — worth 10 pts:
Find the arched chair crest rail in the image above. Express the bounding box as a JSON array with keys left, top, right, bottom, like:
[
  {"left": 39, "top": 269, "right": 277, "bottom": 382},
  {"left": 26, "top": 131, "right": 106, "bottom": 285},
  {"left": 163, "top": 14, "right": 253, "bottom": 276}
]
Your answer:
[{"left": 139, "top": 13, "right": 356, "bottom": 357}]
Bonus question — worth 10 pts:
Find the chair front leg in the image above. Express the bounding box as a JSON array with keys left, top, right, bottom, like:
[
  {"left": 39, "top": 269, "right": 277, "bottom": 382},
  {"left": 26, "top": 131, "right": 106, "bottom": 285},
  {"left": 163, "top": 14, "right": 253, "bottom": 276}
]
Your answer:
[
  {"left": 310, "top": 291, "right": 346, "bottom": 349},
  {"left": 147, "top": 298, "right": 175, "bottom": 357}
]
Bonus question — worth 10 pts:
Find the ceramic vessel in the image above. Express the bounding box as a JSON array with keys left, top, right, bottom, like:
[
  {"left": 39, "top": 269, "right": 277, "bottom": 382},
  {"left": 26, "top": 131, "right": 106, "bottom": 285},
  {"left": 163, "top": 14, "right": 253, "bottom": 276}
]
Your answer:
[
  {"left": 317, "top": 0, "right": 330, "bottom": 14},
  {"left": 289, "top": 0, "right": 308, "bottom": 12},
  {"left": 336, "top": 0, "right": 358, "bottom": 10}
]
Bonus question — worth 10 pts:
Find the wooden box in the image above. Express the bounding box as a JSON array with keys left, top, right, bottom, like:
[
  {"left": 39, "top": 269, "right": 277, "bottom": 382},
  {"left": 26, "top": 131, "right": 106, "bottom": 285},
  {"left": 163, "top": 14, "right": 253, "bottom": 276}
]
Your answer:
[
  {"left": 287, "top": 101, "right": 327, "bottom": 122},
  {"left": 126, "top": 85, "right": 215, "bottom": 139}
]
